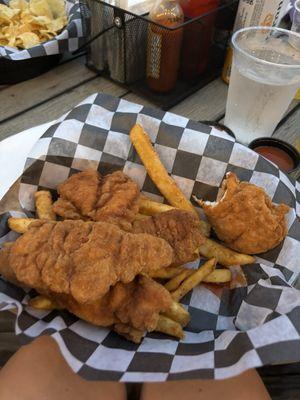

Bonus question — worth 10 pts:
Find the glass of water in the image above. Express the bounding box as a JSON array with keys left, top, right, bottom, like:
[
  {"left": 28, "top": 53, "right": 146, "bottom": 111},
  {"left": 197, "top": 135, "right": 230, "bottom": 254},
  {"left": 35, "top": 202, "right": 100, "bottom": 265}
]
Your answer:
[
  {"left": 224, "top": 27, "right": 300, "bottom": 145},
  {"left": 292, "top": 0, "right": 300, "bottom": 35}
]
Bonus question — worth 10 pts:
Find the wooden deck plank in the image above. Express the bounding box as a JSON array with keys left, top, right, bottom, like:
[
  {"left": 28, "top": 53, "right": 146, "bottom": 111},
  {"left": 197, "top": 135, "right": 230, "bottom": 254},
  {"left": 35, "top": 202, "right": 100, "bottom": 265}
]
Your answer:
[
  {"left": 0, "top": 78, "right": 128, "bottom": 141},
  {"left": 125, "top": 80, "right": 299, "bottom": 129},
  {"left": 273, "top": 104, "right": 300, "bottom": 149},
  {"left": 0, "top": 56, "right": 96, "bottom": 123},
  {"left": 123, "top": 78, "right": 228, "bottom": 122},
  {"left": 171, "top": 79, "right": 228, "bottom": 122}
]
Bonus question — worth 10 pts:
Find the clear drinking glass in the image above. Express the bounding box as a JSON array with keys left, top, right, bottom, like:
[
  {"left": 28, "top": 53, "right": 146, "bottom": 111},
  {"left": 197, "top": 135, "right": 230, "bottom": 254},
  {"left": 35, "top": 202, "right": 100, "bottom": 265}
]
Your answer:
[
  {"left": 224, "top": 27, "right": 300, "bottom": 145},
  {"left": 292, "top": 0, "right": 300, "bottom": 35},
  {"left": 292, "top": 0, "right": 300, "bottom": 100}
]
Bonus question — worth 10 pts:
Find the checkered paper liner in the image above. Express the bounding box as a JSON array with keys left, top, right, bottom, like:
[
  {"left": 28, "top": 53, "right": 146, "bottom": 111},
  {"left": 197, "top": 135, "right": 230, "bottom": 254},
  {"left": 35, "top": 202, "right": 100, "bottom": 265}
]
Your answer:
[
  {"left": 1, "top": 92, "right": 300, "bottom": 381},
  {"left": 0, "top": 0, "right": 84, "bottom": 60}
]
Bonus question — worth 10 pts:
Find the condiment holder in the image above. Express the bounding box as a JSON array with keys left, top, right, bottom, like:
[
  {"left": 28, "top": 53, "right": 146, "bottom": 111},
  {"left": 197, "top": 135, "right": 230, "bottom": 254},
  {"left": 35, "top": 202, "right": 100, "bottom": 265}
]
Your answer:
[
  {"left": 249, "top": 137, "right": 300, "bottom": 181},
  {"left": 79, "top": 0, "right": 239, "bottom": 109}
]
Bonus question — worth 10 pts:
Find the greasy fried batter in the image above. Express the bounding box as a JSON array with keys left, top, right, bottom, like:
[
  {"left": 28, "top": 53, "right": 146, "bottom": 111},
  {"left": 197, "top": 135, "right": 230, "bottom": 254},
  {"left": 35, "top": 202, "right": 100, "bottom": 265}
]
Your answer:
[
  {"left": 0, "top": 246, "right": 20, "bottom": 286},
  {"left": 53, "top": 169, "right": 140, "bottom": 230},
  {"left": 0, "top": 256, "right": 173, "bottom": 342},
  {"left": 196, "top": 172, "right": 289, "bottom": 254},
  {"left": 132, "top": 209, "right": 205, "bottom": 265},
  {"left": 58, "top": 275, "right": 173, "bottom": 333},
  {"left": 0, "top": 220, "right": 173, "bottom": 304}
]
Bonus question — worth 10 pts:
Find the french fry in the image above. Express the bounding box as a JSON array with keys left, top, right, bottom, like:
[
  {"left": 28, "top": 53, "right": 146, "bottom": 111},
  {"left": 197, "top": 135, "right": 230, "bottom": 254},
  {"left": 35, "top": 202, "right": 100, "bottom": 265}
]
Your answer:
[
  {"left": 163, "top": 302, "right": 190, "bottom": 327},
  {"left": 199, "top": 220, "right": 211, "bottom": 238},
  {"left": 1, "top": 242, "right": 14, "bottom": 248},
  {"left": 8, "top": 218, "right": 37, "bottom": 233},
  {"left": 171, "top": 258, "right": 216, "bottom": 302},
  {"left": 164, "top": 269, "right": 193, "bottom": 291},
  {"left": 155, "top": 315, "right": 184, "bottom": 340},
  {"left": 114, "top": 323, "right": 144, "bottom": 344},
  {"left": 203, "top": 269, "right": 232, "bottom": 284},
  {"left": 148, "top": 266, "right": 185, "bottom": 279},
  {"left": 34, "top": 190, "right": 56, "bottom": 220},
  {"left": 164, "top": 268, "right": 232, "bottom": 290},
  {"left": 199, "top": 238, "right": 255, "bottom": 267},
  {"left": 130, "top": 124, "right": 197, "bottom": 215},
  {"left": 139, "top": 198, "right": 175, "bottom": 216},
  {"left": 134, "top": 213, "right": 150, "bottom": 222},
  {"left": 28, "top": 295, "right": 61, "bottom": 311}
]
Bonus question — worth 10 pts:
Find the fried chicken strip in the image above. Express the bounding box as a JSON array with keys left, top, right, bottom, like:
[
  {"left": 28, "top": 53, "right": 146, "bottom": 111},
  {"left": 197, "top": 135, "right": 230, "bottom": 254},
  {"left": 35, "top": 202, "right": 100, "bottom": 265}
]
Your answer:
[
  {"left": 0, "top": 257, "right": 173, "bottom": 343},
  {"left": 0, "top": 246, "right": 20, "bottom": 286},
  {"left": 57, "top": 275, "right": 173, "bottom": 333},
  {"left": 132, "top": 209, "right": 205, "bottom": 265},
  {"left": 53, "top": 169, "right": 140, "bottom": 230},
  {"left": 0, "top": 220, "right": 173, "bottom": 304},
  {"left": 196, "top": 172, "right": 289, "bottom": 254}
]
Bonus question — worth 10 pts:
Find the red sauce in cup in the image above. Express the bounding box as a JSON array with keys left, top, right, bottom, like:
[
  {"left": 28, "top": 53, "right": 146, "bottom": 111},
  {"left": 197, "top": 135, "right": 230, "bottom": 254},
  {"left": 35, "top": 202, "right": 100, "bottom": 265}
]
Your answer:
[{"left": 255, "top": 146, "right": 295, "bottom": 172}]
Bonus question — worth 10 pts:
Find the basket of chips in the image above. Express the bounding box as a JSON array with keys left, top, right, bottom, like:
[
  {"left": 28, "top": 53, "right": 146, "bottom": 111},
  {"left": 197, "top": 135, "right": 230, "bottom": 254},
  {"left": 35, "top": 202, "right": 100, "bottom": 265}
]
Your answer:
[{"left": 0, "top": 0, "right": 84, "bottom": 84}]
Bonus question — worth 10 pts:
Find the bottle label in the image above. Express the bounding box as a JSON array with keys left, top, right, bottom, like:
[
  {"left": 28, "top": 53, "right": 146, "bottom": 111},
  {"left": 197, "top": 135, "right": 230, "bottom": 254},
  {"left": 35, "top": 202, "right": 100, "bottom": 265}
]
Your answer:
[{"left": 147, "top": 29, "right": 162, "bottom": 79}]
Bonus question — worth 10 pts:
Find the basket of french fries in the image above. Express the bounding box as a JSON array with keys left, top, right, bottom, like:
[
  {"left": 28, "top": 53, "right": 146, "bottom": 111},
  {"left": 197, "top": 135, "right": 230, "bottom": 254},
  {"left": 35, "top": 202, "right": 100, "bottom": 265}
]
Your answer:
[
  {"left": 0, "top": 92, "right": 299, "bottom": 381},
  {"left": 0, "top": 0, "right": 84, "bottom": 83}
]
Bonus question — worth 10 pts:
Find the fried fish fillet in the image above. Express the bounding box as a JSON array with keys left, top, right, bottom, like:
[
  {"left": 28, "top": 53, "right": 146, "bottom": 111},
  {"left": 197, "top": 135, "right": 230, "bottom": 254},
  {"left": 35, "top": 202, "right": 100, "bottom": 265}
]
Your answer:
[
  {"left": 196, "top": 172, "right": 289, "bottom": 254},
  {"left": 53, "top": 169, "right": 140, "bottom": 230},
  {"left": 0, "top": 220, "right": 173, "bottom": 304},
  {"left": 132, "top": 209, "right": 205, "bottom": 265}
]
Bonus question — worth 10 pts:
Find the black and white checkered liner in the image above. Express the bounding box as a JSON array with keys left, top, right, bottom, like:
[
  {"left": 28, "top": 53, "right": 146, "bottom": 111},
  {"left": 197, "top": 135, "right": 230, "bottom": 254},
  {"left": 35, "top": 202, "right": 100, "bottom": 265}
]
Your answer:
[
  {"left": 0, "top": 92, "right": 300, "bottom": 381},
  {"left": 0, "top": 0, "right": 84, "bottom": 60}
]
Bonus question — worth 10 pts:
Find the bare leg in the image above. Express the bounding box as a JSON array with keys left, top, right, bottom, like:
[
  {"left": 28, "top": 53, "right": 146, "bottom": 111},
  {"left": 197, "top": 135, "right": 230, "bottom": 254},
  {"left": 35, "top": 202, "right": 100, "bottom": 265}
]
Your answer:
[
  {"left": 0, "top": 336, "right": 126, "bottom": 400},
  {"left": 0, "top": 335, "right": 270, "bottom": 400},
  {"left": 141, "top": 370, "right": 270, "bottom": 400}
]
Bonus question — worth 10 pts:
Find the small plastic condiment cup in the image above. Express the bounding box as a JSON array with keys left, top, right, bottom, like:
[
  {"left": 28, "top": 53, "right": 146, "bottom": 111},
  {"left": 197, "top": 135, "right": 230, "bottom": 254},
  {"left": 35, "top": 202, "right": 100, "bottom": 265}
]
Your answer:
[{"left": 249, "top": 137, "right": 300, "bottom": 180}]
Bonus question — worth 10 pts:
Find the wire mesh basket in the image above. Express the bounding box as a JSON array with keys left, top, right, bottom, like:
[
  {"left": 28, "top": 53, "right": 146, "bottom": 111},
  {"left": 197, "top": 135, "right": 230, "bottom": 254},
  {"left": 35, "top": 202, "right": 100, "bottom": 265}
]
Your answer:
[{"left": 79, "top": 0, "right": 238, "bottom": 109}]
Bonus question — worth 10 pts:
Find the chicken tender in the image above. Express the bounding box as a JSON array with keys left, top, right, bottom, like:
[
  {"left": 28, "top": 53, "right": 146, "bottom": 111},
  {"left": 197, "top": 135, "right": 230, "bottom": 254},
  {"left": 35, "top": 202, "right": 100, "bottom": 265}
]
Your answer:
[
  {"left": 0, "top": 256, "right": 172, "bottom": 342},
  {"left": 196, "top": 172, "right": 289, "bottom": 254},
  {"left": 0, "top": 246, "right": 20, "bottom": 286},
  {"left": 132, "top": 209, "right": 205, "bottom": 265},
  {"left": 53, "top": 169, "right": 140, "bottom": 230},
  {"left": 0, "top": 220, "right": 173, "bottom": 304},
  {"left": 57, "top": 275, "right": 173, "bottom": 334}
]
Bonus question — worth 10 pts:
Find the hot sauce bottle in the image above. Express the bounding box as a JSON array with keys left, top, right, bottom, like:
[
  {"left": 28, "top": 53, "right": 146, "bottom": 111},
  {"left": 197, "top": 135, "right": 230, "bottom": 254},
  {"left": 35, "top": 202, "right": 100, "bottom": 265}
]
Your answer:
[
  {"left": 147, "top": 0, "right": 184, "bottom": 92},
  {"left": 179, "top": 0, "right": 219, "bottom": 81}
]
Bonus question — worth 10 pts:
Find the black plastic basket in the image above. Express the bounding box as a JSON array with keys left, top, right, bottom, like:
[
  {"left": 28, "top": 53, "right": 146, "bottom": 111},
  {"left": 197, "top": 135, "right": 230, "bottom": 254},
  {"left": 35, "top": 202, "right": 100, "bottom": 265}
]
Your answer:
[
  {"left": 0, "top": 55, "right": 62, "bottom": 85},
  {"left": 79, "top": 0, "right": 238, "bottom": 109}
]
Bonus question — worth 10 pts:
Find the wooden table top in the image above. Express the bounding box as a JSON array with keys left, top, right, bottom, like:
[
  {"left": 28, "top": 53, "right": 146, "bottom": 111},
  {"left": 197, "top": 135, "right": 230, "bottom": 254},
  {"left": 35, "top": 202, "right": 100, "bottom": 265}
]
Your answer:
[
  {"left": 0, "top": 53, "right": 299, "bottom": 399},
  {"left": 0, "top": 53, "right": 299, "bottom": 147}
]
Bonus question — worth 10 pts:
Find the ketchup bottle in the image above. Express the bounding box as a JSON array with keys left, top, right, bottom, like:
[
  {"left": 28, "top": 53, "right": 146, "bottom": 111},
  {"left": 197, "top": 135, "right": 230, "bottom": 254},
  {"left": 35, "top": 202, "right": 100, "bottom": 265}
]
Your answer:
[
  {"left": 147, "top": 0, "right": 184, "bottom": 92},
  {"left": 179, "top": 0, "right": 219, "bottom": 81}
]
